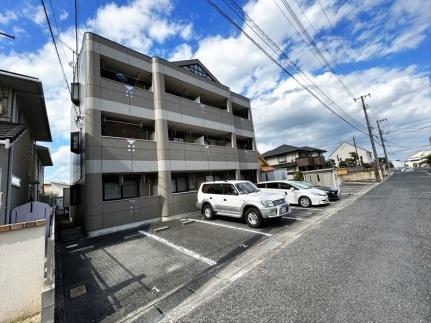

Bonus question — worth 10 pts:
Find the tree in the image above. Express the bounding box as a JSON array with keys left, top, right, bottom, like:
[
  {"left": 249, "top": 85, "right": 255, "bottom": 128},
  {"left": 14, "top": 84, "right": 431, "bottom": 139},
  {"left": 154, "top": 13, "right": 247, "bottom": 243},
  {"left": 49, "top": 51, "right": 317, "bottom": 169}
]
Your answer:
[
  {"left": 349, "top": 152, "right": 359, "bottom": 165},
  {"left": 426, "top": 154, "right": 431, "bottom": 166},
  {"left": 293, "top": 171, "right": 304, "bottom": 181},
  {"left": 325, "top": 159, "right": 336, "bottom": 168},
  {"left": 344, "top": 158, "right": 356, "bottom": 167}
]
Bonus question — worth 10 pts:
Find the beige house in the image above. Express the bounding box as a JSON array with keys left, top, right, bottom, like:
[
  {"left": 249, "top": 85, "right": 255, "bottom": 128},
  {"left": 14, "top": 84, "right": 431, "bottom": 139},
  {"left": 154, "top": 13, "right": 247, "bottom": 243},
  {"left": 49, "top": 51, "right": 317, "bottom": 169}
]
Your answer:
[
  {"left": 329, "top": 142, "right": 372, "bottom": 167},
  {"left": 70, "top": 33, "right": 258, "bottom": 235},
  {"left": 262, "top": 144, "right": 326, "bottom": 172}
]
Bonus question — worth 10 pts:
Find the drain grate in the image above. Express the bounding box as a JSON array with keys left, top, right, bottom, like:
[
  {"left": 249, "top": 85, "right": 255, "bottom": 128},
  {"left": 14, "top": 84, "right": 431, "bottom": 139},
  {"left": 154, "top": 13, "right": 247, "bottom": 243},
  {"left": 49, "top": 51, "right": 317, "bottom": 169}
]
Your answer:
[{"left": 69, "top": 284, "right": 87, "bottom": 299}]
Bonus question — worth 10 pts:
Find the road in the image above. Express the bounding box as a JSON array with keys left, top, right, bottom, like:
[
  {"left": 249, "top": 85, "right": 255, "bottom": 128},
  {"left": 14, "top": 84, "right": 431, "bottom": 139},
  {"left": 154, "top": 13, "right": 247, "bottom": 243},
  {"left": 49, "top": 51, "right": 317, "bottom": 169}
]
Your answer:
[{"left": 171, "top": 171, "right": 431, "bottom": 322}]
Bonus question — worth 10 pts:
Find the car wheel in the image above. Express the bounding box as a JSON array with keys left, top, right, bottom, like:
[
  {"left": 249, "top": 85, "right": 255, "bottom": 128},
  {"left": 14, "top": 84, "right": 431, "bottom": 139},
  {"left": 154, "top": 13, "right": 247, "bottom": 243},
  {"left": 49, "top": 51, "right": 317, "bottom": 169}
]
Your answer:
[
  {"left": 202, "top": 204, "right": 215, "bottom": 220},
  {"left": 299, "top": 196, "right": 312, "bottom": 208},
  {"left": 244, "top": 207, "right": 263, "bottom": 228}
]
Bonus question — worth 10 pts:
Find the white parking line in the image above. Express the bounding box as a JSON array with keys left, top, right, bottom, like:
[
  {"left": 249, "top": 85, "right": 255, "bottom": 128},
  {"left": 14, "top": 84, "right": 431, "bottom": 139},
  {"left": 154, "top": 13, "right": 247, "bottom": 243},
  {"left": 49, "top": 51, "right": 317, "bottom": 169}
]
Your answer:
[
  {"left": 188, "top": 219, "right": 272, "bottom": 237},
  {"left": 282, "top": 216, "right": 304, "bottom": 221},
  {"left": 138, "top": 230, "right": 217, "bottom": 266}
]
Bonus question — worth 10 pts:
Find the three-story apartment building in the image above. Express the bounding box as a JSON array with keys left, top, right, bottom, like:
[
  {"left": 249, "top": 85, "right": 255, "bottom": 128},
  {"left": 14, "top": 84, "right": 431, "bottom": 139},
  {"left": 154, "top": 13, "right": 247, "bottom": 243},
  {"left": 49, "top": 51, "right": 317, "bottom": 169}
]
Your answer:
[{"left": 70, "top": 33, "right": 258, "bottom": 235}]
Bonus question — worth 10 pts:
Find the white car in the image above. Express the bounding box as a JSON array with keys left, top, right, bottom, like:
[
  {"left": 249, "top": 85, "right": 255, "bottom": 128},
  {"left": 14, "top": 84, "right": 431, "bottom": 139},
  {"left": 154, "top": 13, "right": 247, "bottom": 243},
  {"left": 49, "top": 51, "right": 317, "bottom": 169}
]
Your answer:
[
  {"left": 256, "top": 180, "right": 329, "bottom": 207},
  {"left": 196, "top": 180, "right": 290, "bottom": 228}
]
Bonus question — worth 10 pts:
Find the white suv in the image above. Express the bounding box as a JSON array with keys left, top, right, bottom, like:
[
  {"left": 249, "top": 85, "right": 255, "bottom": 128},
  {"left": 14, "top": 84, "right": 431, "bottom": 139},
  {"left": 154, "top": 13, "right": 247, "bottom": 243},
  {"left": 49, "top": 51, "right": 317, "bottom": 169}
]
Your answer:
[
  {"left": 196, "top": 180, "right": 290, "bottom": 228},
  {"left": 257, "top": 180, "right": 329, "bottom": 207}
]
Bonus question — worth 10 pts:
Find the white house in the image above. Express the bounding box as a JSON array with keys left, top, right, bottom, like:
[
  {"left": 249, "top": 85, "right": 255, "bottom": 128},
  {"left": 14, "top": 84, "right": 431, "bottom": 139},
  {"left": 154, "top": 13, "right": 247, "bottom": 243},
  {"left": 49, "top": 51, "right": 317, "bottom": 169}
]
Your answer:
[
  {"left": 405, "top": 150, "right": 431, "bottom": 168},
  {"left": 42, "top": 182, "right": 69, "bottom": 197},
  {"left": 329, "top": 142, "right": 373, "bottom": 167}
]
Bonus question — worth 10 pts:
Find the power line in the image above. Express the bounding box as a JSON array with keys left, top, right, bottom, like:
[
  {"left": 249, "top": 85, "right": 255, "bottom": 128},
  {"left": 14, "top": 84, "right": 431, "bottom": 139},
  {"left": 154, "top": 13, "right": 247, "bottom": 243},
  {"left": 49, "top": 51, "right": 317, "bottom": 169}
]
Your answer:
[
  {"left": 290, "top": 0, "right": 358, "bottom": 97},
  {"left": 315, "top": 0, "right": 367, "bottom": 91},
  {"left": 40, "top": 0, "right": 71, "bottom": 94},
  {"left": 279, "top": 0, "right": 356, "bottom": 98},
  {"left": 210, "top": 0, "right": 369, "bottom": 137},
  {"left": 0, "top": 31, "right": 15, "bottom": 39},
  {"left": 224, "top": 0, "right": 367, "bottom": 133}
]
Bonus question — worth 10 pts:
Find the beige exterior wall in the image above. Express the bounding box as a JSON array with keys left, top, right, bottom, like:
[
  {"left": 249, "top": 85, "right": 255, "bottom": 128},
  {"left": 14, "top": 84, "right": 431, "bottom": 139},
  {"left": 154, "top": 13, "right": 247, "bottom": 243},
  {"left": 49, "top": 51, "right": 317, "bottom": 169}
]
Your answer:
[
  {"left": 0, "top": 221, "right": 46, "bottom": 322},
  {"left": 329, "top": 143, "right": 373, "bottom": 167}
]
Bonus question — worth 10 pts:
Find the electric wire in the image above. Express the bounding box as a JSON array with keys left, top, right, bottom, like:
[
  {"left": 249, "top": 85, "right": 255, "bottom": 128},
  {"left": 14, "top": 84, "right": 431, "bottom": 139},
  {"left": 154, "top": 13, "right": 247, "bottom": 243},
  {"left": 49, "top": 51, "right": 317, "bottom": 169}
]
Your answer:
[
  {"left": 40, "top": 0, "right": 71, "bottom": 95},
  {"left": 270, "top": 0, "right": 367, "bottom": 131},
  {"left": 279, "top": 0, "right": 356, "bottom": 98},
  {"left": 211, "top": 0, "right": 369, "bottom": 136},
  {"left": 290, "top": 0, "right": 358, "bottom": 97},
  {"left": 315, "top": 0, "right": 367, "bottom": 91}
]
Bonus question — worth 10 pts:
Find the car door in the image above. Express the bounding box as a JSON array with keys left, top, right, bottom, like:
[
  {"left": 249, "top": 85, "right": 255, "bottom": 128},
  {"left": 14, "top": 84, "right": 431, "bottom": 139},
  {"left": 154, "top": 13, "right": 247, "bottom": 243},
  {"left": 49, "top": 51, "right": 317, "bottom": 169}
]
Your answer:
[
  {"left": 208, "top": 184, "right": 224, "bottom": 212},
  {"left": 265, "top": 182, "right": 280, "bottom": 194},
  {"left": 220, "top": 184, "right": 242, "bottom": 215},
  {"left": 279, "top": 182, "right": 296, "bottom": 204}
]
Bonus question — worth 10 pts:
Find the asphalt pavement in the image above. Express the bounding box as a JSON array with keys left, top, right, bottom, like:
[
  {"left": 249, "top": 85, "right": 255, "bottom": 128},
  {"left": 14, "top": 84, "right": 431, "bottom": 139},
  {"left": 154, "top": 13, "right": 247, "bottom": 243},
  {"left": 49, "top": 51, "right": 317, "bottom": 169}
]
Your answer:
[{"left": 172, "top": 170, "right": 431, "bottom": 322}]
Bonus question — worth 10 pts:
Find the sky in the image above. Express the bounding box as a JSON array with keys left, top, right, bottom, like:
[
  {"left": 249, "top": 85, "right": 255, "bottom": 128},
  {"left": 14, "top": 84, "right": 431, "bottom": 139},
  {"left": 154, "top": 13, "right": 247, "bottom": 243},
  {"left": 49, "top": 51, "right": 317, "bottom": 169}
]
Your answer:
[{"left": 0, "top": 0, "right": 430, "bottom": 183}]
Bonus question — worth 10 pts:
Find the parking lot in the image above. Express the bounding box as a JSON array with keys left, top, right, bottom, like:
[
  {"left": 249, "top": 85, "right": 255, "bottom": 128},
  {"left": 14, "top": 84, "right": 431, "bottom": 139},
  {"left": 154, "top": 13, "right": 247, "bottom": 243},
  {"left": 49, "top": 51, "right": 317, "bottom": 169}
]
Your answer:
[{"left": 58, "top": 182, "right": 372, "bottom": 322}]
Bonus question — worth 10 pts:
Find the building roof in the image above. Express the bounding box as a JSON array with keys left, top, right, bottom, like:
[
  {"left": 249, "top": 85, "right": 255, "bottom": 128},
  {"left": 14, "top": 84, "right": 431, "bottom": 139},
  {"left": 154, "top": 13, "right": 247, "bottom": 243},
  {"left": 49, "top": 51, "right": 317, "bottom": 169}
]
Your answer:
[
  {"left": 0, "top": 122, "right": 27, "bottom": 143},
  {"left": 0, "top": 69, "right": 52, "bottom": 141},
  {"left": 262, "top": 144, "right": 326, "bottom": 158},
  {"left": 35, "top": 145, "right": 53, "bottom": 166},
  {"left": 172, "top": 59, "right": 221, "bottom": 84}
]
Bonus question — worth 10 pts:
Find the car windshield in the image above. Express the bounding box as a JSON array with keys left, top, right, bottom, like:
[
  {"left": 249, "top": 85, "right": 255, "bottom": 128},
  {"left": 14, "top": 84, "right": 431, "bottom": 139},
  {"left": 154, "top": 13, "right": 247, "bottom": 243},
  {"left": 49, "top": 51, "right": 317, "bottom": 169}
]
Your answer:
[
  {"left": 291, "top": 181, "right": 314, "bottom": 189},
  {"left": 235, "top": 182, "right": 260, "bottom": 194}
]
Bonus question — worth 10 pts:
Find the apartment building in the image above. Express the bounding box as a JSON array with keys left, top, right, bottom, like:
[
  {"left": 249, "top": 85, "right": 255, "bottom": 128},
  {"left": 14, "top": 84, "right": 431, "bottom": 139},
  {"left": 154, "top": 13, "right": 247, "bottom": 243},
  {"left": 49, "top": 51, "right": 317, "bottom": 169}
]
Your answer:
[
  {"left": 70, "top": 33, "right": 258, "bottom": 235},
  {"left": 0, "top": 70, "right": 52, "bottom": 224},
  {"left": 262, "top": 144, "right": 326, "bottom": 172}
]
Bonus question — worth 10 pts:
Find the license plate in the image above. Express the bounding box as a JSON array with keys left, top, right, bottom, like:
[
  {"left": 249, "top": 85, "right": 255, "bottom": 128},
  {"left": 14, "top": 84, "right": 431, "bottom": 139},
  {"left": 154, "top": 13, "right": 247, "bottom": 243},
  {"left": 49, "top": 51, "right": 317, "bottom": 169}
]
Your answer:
[{"left": 281, "top": 206, "right": 287, "bottom": 214}]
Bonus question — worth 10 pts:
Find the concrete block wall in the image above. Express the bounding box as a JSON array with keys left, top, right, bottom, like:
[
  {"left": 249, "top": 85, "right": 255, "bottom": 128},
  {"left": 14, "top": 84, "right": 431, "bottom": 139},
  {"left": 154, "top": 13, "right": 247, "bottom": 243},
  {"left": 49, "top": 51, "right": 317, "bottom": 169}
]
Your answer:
[{"left": 0, "top": 220, "right": 46, "bottom": 322}]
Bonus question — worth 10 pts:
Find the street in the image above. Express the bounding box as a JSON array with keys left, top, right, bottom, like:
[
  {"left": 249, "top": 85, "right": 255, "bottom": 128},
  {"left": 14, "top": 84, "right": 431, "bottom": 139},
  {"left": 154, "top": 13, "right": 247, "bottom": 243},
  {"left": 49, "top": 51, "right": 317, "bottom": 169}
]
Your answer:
[{"left": 165, "top": 170, "right": 431, "bottom": 322}]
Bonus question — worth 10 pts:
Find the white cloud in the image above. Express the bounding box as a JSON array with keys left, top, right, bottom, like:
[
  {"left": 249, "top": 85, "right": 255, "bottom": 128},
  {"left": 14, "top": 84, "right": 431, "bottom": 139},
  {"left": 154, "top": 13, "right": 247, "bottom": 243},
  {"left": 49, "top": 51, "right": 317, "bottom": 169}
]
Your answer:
[
  {"left": 45, "top": 145, "right": 71, "bottom": 183},
  {"left": 59, "top": 10, "right": 68, "bottom": 21},
  {"left": 22, "top": 4, "right": 45, "bottom": 27},
  {"left": 169, "top": 44, "right": 193, "bottom": 61},
  {"left": 0, "top": 10, "right": 17, "bottom": 25},
  {"left": 90, "top": 0, "right": 192, "bottom": 53}
]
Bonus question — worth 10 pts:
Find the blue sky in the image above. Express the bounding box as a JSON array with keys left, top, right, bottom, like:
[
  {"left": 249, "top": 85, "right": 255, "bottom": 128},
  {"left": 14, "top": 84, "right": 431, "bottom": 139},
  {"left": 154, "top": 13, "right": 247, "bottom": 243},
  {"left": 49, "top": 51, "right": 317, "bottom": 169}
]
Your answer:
[{"left": 1, "top": 0, "right": 430, "bottom": 182}]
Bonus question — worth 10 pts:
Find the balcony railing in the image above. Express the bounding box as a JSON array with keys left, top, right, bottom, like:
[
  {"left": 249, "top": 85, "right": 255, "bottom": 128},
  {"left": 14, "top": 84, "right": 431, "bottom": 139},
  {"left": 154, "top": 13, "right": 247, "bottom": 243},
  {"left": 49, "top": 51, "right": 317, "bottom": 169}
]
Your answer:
[{"left": 296, "top": 156, "right": 325, "bottom": 167}]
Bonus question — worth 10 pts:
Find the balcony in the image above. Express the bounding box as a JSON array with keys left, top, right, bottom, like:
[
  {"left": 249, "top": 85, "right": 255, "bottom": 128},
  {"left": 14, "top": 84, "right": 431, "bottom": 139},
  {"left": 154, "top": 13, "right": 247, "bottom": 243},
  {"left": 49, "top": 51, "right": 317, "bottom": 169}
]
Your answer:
[
  {"left": 234, "top": 115, "right": 254, "bottom": 133},
  {"left": 296, "top": 156, "right": 325, "bottom": 167}
]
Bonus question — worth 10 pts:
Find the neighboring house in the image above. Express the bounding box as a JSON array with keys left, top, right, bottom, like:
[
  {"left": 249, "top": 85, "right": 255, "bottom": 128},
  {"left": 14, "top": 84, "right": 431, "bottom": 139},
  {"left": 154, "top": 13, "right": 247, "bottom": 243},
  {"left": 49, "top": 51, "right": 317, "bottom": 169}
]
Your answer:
[
  {"left": 70, "top": 33, "right": 258, "bottom": 235},
  {"left": 0, "top": 70, "right": 53, "bottom": 224},
  {"left": 262, "top": 144, "right": 326, "bottom": 172},
  {"left": 405, "top": 150, "right": 431, "bottom": 168},
  {"left": 329, "top": 142, "right": 372, "bottom": 167},
  {"left": 43, "top": 181, "right": 69, "bottom": 197}
]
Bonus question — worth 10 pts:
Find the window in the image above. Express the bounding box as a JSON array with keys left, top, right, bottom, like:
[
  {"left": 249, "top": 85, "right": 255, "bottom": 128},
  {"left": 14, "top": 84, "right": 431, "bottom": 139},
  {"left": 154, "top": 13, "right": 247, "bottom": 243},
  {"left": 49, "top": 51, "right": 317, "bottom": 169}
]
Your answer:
[
  {"left": 103, "top": 175, "right": 122, "bottom": 201},
  {"left": 267, "top": 182, "right": 279, "bottom": 189},
  {"left": 256, "top": 183, "right": 266, "bottom": 188},
  {"left": 278, "top": 155, "right": 286, "bottom": 163},
  {"left": 222, "top": 184, "right": 237, "bottom": 195},
  {"left": 103, "top": 174, "right": 140, "bottom": 201},
  {"left": 280, "top": 183, "right": 292, "bottom": 190},
  {"left": 209, "top": 184, "right": 223, "bottom": 194},
  {"left": 172, "top": 175, "right": 189, "bottom": 193},
  {"left": 123, "top": 175, "right": 139, "bottom": 198}
]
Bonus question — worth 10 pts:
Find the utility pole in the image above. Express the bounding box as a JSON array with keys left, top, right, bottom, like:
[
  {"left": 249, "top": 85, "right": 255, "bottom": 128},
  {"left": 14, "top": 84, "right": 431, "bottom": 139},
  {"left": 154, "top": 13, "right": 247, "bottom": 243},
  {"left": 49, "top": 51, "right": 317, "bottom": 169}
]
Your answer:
[
  {"left": 377, "top": 119, "right": 391, "bottom": 175},
  {"left": 352, "top": 136, "right": 361, "bottom": 166},
  {"left": 354, "top": 94, "right": 381, "bottom": 182}
]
